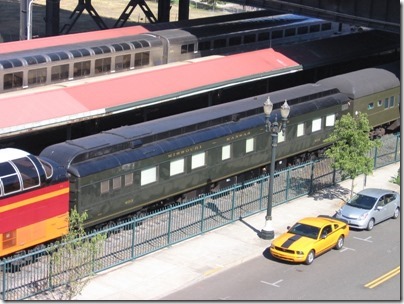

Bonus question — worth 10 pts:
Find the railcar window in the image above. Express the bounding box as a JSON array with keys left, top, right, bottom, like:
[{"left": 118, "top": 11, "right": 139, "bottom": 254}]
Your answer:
[
  {"left": 258, "top": 32, "right": 270, "bottom": 41},
  {"left": 368, "top": 102, "right": 374, "bottom": 110},
  {"left": 309, "top": 24, "right": 320, "bottom": 32},
  {"left": 191, "top": 152, "right": 205, "bottom": 169},
  {"left": 112, "top": 43, "right": 131, "bottom": 52},
  {"left": 51, "top": 64, "right": 69, "bottom": 81},
  {"left": 271, "top": 30, "right": 283, "bottom": 39},
  {"left": 246, "top": 138, "right": 255, "bottom": 153},
  {"left": 141, "top": 167, "right": 157, "bottom": 186},
  {"left": 297, "top": 123, "right": 305, "bottom": 137},
  {"left": 278, "top": 132, "right": 285, "bottom": 143},
  {"left": 0, "top": 60, "right": 13, "bottom": 69},
  {"left": 39, "top": 159, "right": 53, "bottom": 179},
  {"left": 73, "top": 61, "right": 91, "bottom": 77},
  {"left": 198, "top": 41, "right": 211, "bottom": 51},
  {"left": 244, "top": 34, "right": 256, "bottom": 44},
  {"left": 115, "top": 55, "right": 131, "bottom": 71},
  {"left": 384, "top": 98, "right": 389, "bottom": 109},
  {"left": 321, "top": 23, "right": 332, "bottom": 31},
  {"left": 389, "top": 96, "right": 395, "bottom": 107},
  {"left": 297, "top": 26, "right": 309, "bottom": 35},
  {"left": 229, "top": 36, "right": 242, "bottom": 46},
  {"left": 377, "top": 99, "right": 383, "bottom": 107},
  {"left": 24, "top": 55, "right": 46, "bottom": 65},
  {"left": 3, "top": 72, "right": 23, "bottom": 90},
  {"left": 134, "top": 52, "right": 150, "bottom": 67},
  {"left": 0, "top": 162, "right": 20, "bottom": 195},
  {"left": 213, "top": 39, "right": 226, "bottom": 49},
  {"left": 312, "top": 118, "right": 322, "bottom": 132},
  {"left": 47, "top": 52, "right": 68, "bottom": 61},
  {"left": 100, "top": 180, "right": 109, "bottom": 194},
  {"left": 285, "top": 28, "right": 295, "bottom": 37},
  {"left": 181, "top": 44, "right": 195, "bottom": 54},
  {"left": 139, "top": 40, "right": 151, "bottom": 48},
  {"left": 326, "top": 114, "right": 336, "bottom": 127},
  {"left": 124, "top": 173, "right": 133, "bottom": 186},
  {"left": 28, "top": 68, "right": 47, "bottom": 86},
  {"left": 95, "top": 58, "right": 111, "bottom": 74},
  {"left": 170, "top": 158, "right": 184, "bottom": 176},
  {"left": 70, "top": 48, "right": 91, "bottom": 58},
  {"left": 222, "top": 145, "right": 231, "bottom": 161},
  {"left": 113, "top": 176, "right": 121, "bottom": 190},
  {"left": 13, "top": 157, "right": 40, "bottom": 189}
]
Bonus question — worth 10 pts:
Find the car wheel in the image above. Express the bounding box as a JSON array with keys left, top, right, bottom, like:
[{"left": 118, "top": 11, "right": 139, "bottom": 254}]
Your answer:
[
  {"left": 392, "top": 208, "right": 400, "bottom": 219},
  {"left": 334, "top": 235, "right": 344, "bottom": 250},
  {"left": 366, "top": 218, "right": 375, "bottom": 231},
  {"left": 305, "top": 250, "right": 315, "bottom": 265}
]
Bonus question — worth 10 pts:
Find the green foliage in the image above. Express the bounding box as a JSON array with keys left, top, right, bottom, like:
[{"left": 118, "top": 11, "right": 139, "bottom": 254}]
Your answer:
[
  {"left": 47, "top": 207, "right": 106, "bottom": 300},
  {"left": 390, "top": 168, "right": 400, "bottom": 185},
  {"left": 324, "top": 112, "right": 381, "bottom": 196}
]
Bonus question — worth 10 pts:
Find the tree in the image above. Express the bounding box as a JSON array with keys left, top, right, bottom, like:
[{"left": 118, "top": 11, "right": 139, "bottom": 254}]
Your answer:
[
  {"left": 46, "top": 208, "right": 106, "bottom": 300},
  {"left": 324, "top": 112, "right": 381, "bottom": 198}
]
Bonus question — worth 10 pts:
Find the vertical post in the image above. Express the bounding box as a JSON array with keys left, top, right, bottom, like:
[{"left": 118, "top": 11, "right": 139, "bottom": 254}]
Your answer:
[
  {"left": 259, "top": 98, "right": 290, "bottom": 240},
  {"left": 259, "top": 125, "right": 278, "bottom": 240}
]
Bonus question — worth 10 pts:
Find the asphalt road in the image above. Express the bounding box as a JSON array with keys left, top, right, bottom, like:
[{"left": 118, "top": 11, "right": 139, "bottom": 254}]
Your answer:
[{"left": 161, "top": 216, "right": 400, "bottom": 300}]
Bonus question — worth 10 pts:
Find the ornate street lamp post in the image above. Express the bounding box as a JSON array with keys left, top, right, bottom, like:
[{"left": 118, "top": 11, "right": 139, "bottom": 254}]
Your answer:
[{"left": 259, "top": 97, "right": 290, "bottom": 240}]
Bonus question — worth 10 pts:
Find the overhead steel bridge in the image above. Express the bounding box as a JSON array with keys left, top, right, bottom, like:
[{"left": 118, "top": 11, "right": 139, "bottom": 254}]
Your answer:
[{"left": 18, "top": 0, "right": 399, "bottom": 39}]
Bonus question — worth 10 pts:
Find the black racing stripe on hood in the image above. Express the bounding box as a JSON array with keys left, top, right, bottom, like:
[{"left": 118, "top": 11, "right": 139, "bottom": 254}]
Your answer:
[{"left": 281, "top": 235, "right": 302, "bottom": 248}]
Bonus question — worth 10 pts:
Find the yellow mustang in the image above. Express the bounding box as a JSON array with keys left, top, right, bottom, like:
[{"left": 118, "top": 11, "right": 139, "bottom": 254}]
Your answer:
[{"left": 269, "top": 216, "right": 349, "bottom": 265}]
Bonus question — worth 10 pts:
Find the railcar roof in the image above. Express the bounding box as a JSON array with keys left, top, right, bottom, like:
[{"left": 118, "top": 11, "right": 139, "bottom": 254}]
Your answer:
[
  {"left": 317, "top": 66, "right": 400, "bottom": 99},
  {"left": 0, "top": 26, "right": 150, "bottom": 55},
  {"left": 40, "top": 82, "right": 347, "bottom": 172}
]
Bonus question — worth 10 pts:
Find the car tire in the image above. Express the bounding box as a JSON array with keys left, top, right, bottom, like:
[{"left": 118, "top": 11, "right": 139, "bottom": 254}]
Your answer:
[
  {"left": 305, "top": 250, "right": 315, "bottom": 265},
  {"left": 366, "top": 218, "right": 375, "bottom": 231},
  {"left": 334, "top": 235, "right": 344, "bottom": 250},
  {"left": 392, "top": 208, "right": 400, "bottom": 219}
]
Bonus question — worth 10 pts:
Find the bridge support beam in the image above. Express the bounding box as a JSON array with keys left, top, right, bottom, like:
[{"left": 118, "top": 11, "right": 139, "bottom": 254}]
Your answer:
[
  {"left": 178, "top": 0, "right": 190, "bottom": 21},
  {"left": 45, "top": 0, "right": 60, "bottom": 37},
  {"left": 158, "top": 0, "right": 171, "bottom": 22}
]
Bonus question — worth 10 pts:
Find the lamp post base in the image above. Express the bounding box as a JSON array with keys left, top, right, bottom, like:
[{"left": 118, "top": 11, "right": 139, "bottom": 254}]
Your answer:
[{"left": 259, "top": 219, "right": 275, "bottom": 240}]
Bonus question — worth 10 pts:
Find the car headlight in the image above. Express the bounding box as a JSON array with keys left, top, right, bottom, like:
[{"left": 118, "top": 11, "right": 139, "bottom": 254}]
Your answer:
[
  {"left": 296, "top": 251, "right": 304, "bottom": 255},
  {"left": 358, "top": 212, "right": 369, "bottom": 220}
]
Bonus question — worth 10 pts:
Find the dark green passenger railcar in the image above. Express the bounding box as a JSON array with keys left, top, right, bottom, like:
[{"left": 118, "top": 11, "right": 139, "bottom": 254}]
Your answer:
[{"left": 39, "top": 63, "right": 400, "bottom": 229}]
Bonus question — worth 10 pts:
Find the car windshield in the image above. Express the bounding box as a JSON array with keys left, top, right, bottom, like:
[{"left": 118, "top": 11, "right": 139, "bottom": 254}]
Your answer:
[
  {"left": 347, "top": 194, "right": 377, "bottom": 210},
  {"left": 288, "top": 223, "right": 320, "bottom": 240}
]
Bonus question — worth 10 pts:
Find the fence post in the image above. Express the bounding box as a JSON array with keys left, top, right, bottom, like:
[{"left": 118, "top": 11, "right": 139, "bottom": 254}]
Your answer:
[
  {"left": 394, "top": 134, "right": 399, "bottom": 162},
  {"left": 1, "top": 260, "right": 5, "bottom": 300},
  {"left": 309, "top": 161, "right": 315, "bottom": 194},
  {"left": 201, "top": 195, "right": 206, "bottom": 233},
  {"left": 167, "top": 207, "right": 172, "bottom": 244},
  {"left": 131, "top": 219, "right": 136, "bottom": 259},
  {"left": 373, "top": 146, "right": 378, "bottom": 168},
  {"left": 230, "top": 186, "right": 236, "bottom": 220},
  {"left": 285, "top": 168, "right": 290, "bottom": 201}
]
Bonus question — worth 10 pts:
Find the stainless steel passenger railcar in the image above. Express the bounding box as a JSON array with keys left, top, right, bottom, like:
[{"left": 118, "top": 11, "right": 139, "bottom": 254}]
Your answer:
[
  {"left": 0, "top": 14, "right": 353, "bottom": 93},
  {"left": 39, "top": 64, "right": 400, "bottom": 229}
]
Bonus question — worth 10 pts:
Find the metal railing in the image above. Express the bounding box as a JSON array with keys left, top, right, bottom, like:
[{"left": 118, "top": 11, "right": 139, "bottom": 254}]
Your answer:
[{"left": 1, "top": 133, "right": 399, "bottom": 300}]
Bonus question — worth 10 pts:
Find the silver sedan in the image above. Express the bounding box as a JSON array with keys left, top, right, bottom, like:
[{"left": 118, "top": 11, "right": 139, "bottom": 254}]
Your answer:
[{"left": 335, "top": 188, "right": 400, "bottom": 230}]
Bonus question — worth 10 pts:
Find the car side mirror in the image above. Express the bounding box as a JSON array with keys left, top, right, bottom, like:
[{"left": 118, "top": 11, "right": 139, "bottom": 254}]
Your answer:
[{"left": 376, "top": 206, "right": 383, "bottom": 211}]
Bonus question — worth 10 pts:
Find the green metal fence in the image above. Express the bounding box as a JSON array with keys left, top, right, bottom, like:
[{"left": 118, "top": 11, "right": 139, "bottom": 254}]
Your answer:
[{"left": 1, "top": 133, "right": 400, "bottom": 300}]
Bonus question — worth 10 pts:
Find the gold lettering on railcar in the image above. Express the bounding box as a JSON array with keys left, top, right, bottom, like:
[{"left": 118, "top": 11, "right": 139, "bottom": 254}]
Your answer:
[
  {"left": 226, "top": 131, "right": 251, "bottom": 142},
  {"left": 167, "top": 145, "right": 202, "bottom": 158}
]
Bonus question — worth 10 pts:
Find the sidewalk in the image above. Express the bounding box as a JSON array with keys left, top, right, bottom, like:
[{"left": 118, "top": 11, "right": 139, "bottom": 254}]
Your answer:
[{"left": 74, "top": 162, "right": 400, "bottom": 300}]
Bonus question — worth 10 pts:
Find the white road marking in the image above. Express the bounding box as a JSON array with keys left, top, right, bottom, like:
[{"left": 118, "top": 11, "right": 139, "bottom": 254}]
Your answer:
[
  {"left": 353, "top": 236, "right": 373, "bottom": 243},
  {"left": 261, "top": 279, "right": 283, "bottom": 287}
]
